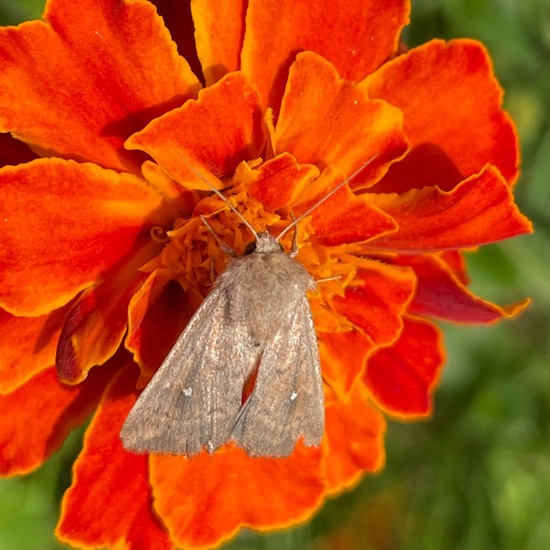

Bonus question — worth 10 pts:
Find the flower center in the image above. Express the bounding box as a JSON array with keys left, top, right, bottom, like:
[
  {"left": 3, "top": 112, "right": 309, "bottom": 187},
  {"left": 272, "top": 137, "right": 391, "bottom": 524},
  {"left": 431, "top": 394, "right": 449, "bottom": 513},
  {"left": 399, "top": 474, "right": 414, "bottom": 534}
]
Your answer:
[{"left": 156, "top": 177, "right": 281, "bottom": 295}]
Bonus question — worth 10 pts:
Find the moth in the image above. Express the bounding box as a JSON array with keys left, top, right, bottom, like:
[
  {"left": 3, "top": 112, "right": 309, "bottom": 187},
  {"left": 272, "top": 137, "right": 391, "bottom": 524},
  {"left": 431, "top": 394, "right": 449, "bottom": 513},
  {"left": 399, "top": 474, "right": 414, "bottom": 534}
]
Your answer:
[{"left": 121, "top": 158, "right": 374, "bottom": 457}]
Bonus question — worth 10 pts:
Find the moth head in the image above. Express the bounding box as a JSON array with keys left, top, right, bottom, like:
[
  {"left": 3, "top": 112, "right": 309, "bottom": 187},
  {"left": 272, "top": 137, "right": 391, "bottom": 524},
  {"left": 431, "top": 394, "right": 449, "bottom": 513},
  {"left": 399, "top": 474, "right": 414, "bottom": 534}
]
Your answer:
[{"left": 245, "top": 232, "right": 283, "bottom": 255}]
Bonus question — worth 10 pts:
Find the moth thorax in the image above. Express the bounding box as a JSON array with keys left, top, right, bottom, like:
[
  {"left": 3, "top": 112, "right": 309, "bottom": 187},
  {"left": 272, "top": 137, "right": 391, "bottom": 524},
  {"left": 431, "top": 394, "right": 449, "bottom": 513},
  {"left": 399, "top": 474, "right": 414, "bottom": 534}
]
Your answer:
[{"left": 249, "top": 232, "right": 283, "bottom": 254}]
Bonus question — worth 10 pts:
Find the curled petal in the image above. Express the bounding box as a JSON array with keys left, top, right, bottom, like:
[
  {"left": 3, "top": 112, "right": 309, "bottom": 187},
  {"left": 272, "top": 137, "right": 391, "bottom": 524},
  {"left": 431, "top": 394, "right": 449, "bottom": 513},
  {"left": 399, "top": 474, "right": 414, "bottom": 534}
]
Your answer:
[
  {"left": 0, "top": 159, "right": 175, "bottom": 316},
  {"left": 150, "top": 445, "right": 324, "bottom": 548},
  {"left": 126, "top": 73, "right": 264, "bottom": 189},
  {"left": 191, "top": 0, "right": 245, "bottom": 84},
  {"left": 56, "top": 241, "right": 160, "bottom": 383},
  {"left": 365, "top": 165, "right": 533, "bottom": 253},
  {"left": 56, "top": 364, "right": 172, "bottom": 550},
  {"left": 275, "top": 52, "right": 408, "bottom": 179},
  {"left": 0, "top": 305, "right": 68, "bottom": 394},
  {"left": 331, "top": 263, "right": 416, "bottom": 349},
  {"left": 394, "top": 253, "right": 530, "bottom": 323},
  {"left": 323, "top": 382, "right": 386, "bottom": 493},
  {"left": 242, "top": 0, "right": 410, "bottom": 109},
  {"left": 0, "top": 0, "right": 200, "bottom": 172},
  {"left": 364, "top": 39, "right": 519, "bottom": 192},
  {"left": 0, "top": 366, "right": 109, "bottom": 476},
  {"left": 364, "top": 318, "right": 444, "bottom": 418}
]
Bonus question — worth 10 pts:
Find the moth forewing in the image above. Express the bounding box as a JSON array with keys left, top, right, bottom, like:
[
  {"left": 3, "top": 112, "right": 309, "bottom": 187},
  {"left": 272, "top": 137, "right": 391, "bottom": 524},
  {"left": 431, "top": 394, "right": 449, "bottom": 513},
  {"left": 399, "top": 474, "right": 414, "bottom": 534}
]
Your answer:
[
  {"left": 231, "top": 294, "right": 324, "bottom": 457},
  {"left": 120, "top": 287, "right": 258, "bottom": 454}
]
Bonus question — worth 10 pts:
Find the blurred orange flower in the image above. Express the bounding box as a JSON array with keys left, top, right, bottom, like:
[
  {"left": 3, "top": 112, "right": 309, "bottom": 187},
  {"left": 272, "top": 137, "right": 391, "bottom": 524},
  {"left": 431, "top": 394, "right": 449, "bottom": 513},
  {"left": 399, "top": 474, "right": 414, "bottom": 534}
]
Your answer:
[{"left": 0, "top": 0, "right": 532, "bottom": 548}]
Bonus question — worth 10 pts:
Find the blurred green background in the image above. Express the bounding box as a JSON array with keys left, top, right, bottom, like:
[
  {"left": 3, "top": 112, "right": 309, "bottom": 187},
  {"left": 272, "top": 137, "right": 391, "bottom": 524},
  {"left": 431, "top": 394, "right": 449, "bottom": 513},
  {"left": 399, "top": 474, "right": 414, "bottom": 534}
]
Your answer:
[{"left": 1, "top": 0, "right": 549, "bottom": 549}]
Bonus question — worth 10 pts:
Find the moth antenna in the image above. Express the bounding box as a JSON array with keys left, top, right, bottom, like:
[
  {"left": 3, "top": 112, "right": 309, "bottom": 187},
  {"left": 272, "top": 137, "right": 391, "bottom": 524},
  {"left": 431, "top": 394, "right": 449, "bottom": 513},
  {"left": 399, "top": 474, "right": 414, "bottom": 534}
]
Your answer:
[
  {"left": 276, "top": 156, "right": 378, "bottom": 242},
  {"left": 172, "top": 149, "right": 260, "bottom": 243}
]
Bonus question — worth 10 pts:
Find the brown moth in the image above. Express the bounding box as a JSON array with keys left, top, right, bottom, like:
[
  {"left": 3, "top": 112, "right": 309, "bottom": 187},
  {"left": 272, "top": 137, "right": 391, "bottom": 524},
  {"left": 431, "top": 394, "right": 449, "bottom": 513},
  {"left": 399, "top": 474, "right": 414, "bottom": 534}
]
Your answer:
[{"left": 121, "top": 158, "right": 375, "bottom": 457}]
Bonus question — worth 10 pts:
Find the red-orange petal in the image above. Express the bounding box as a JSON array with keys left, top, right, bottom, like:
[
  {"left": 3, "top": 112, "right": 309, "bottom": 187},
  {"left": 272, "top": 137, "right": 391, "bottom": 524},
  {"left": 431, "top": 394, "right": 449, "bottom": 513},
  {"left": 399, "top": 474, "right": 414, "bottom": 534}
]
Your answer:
[
  {"left": 275, "top": 52, "right": 408, "bottom": 179},
  {"left": 364, "top": 318, "right": 444, "bottom": 418},
  {"left": 191, "top": 0, "right": 245, "bottom": 85},
  {"left": 0, "top": 305, "right": 69, "bottom": 394},
  {"left": 394, "top": 253, "right": 530, "bottom": 323},
  {"left": 322, "top": 382, "right": 386, "bottom": 494},
  {"left": 0, "top": 159, "right": 175, "bottom": 316},
  {"left": 126, "top": 72, "right": 264, "bottom": 189},
  {"left": 141, "top": 160, "right": 199, "bottom": 218},
  {"left": 365, "top": 165, "right": 533, "bottom": 253},
  {"left": 241, "top": 0, "right": 410, "bottom": 110},
  {"left": 150, "top": 445, "right": 324, "bottom": 548},
  {"left": 296, "top": 166, "right": 398, "bottom": 246},
  {"left": 319, "top": 330, "right": 376, "bottom": 399},
  {"left": 363, "top": 39, "right": 519, "bottom": 192},
  {"left": 0, "top": 366, "right": 109, "bottom": 476},
  {"left": 0, "top": 0, "right": 200, "bottom": 173},
  {"left": 331, "top": 262, "right": 416, "bottom": 349},
  {"left": 56, "top": 242, "right": 159, "bottom": 384},
  {"left": 440, "top": 250, "right": 470, "bottom": 285},
  {"left": 126, "top": 271, "right": 200, "bottom": 381},
  {"left": 247, "top": 153, "right": 320, "bottom": 211},
  {"left": 56, "top": 364, "right": 172, "bottom": 550}
]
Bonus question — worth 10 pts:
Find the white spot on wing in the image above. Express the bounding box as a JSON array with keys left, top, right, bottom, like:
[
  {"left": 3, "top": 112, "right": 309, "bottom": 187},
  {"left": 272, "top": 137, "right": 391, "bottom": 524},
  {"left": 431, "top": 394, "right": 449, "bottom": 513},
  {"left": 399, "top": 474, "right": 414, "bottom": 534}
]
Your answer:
[
  {"left": 290, "top": 391, "right": 298, "bottom": 401},
  {"left": 183, "top": 387, "right": 192, "bottom": 397}
]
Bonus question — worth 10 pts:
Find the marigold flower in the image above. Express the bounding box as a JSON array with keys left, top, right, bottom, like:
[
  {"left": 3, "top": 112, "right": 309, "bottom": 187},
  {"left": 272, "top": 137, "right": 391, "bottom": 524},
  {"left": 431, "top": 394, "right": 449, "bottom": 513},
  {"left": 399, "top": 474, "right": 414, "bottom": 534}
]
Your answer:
[{"left": 0, "top": 0, "right": 532, "bottom": 548}]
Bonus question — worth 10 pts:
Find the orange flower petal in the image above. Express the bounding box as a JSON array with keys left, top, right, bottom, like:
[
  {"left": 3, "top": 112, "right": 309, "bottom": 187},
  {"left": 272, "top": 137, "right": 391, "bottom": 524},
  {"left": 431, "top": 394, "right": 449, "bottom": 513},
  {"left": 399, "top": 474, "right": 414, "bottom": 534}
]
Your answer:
[
  {"left": 56, "top": 364, "right": 172, "bottom": 550},
  {"left": 364, "top": 318, "right": 444, "bottom": 418},
  {"left": 56, "top": 247, "right": 156, "bottom": 384},
  {"left": 0, "top": 305, "right": 68, "bottom": 394},
  {"left": 126, "top": 271, "right": 200, "bottom": 380},
  {"left": 241, "top": 0, "right": 410, "bottom": 110},
  {"left": 395, "top": 253, "right": 530, "bottom": 323},
  {"left": 319, "top": 330, "right": 376, "bottom": 399},
  {"left": 248, "top": 153, "right": 320, "bottom": 211},
  {"left": 364, "top": 39, "right": 519, "bottom": 192},
  {"left": 150, "top": 445, "right": 324, "bottom": 548},
  {"left": 323, "top": 382, "right": 386, "bottom": 493},
  {"left": 440, "top": 250, "right": 470, "bottom": 285},
  {"left": 275, "top": 52, "right": 408, "bottom": 178},
  {"left": 0, "top": 0, "right": 200, "bottom": 173},
  {"left": 0, "top": 159, "right": 174, "bottom": 316},
  {"left": 141, "top": 160, "right": 199, "bottom": 217},
  {"left": 191, "top": 0, "right": 245, "bottom": 85},
  {"left": 331, "top": 263, "right": 416, "bottom": 349},
  {"left": 126, "top": 73, "right": 264, "bottom": 189},
  {"left": 297, "top": 166, "right": 398, "bottom": 246},
  {"left": 366, "top": 165, "right": 533, "bottom": 252},
  {"left": 0, "top": 366, "right": 109, "bottom": 476}
]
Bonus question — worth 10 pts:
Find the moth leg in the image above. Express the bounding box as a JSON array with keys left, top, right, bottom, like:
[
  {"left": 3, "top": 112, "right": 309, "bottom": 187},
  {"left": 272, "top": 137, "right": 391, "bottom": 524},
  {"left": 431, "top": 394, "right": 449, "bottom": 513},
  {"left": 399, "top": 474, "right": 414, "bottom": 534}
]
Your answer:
[
  {"left": 200, "top": 214, "right": 237, "bottom": 257},
  {"left": 289, "top": 213, "right": 299, "bottom": 258},
  {"left": 316, "top": 274, "right": 342, "bottom": 284},
  {"left": 210, "top": 257, "right": 216, "bottom": 283}
]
